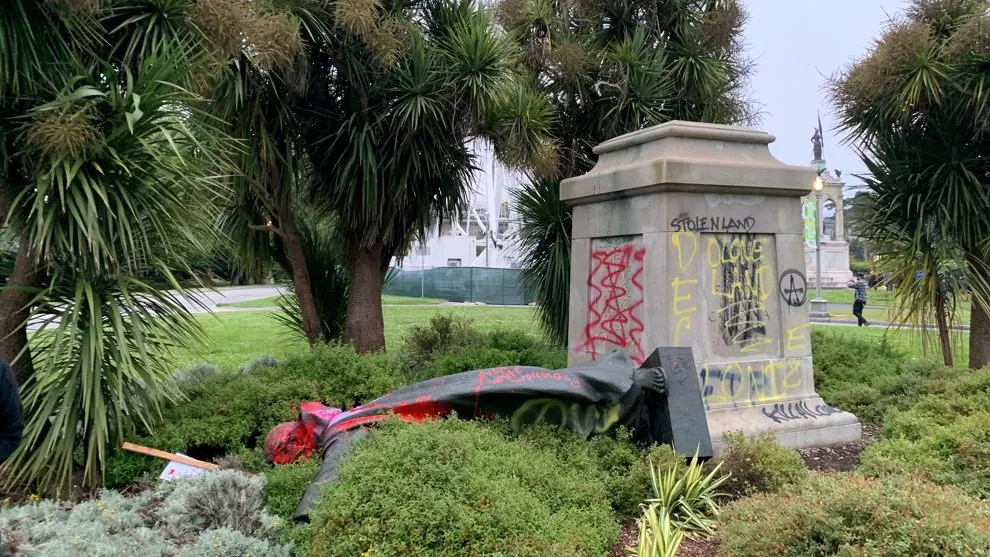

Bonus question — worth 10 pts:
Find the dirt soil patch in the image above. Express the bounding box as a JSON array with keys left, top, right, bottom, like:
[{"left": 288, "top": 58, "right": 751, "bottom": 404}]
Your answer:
[
  {"left": 796, "top": 424, "right": 880, "bottom": 472},
  {"left": 608, "top": 519, "right": 719, "bottom": 557}
]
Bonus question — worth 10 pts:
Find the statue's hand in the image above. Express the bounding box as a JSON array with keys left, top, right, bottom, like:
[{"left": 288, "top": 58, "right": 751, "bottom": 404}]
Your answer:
[{"left": 634, "top": 367, "right": 667, "bottom": 397}]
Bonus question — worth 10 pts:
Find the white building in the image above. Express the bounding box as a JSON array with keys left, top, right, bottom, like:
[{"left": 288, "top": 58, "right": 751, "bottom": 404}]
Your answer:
[{"left": 392, "top": 140, "right": 525, "bottom": 270}]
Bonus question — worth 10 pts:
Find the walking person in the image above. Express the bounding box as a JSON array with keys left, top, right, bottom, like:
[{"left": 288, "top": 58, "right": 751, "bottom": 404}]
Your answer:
[
  {"left": 0, "top": 358, "right": 24, "bottom": 557},
  {"left": 848, "top": 274, "right": 870, "bottom": 327}
]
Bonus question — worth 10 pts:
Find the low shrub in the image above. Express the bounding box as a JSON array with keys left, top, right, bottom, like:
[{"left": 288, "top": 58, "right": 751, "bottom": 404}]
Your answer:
[
  {"left": 263, "top": 457, "right": 321, "bottom": 555},
  {"left": 0, "top": 470, "right": 293, "bottom": 556},
  {"left": 849, "top": 259, "right": 872, "bottom": 275},
  {"left": 105, "top": 344, "right": 405, "bottom": 489},
  {"left": 401, "top": 313, "right": 484, "bottom": 370},
  {"left": 858, "top": 369, "right": 990, "bottom": 497},
  {"left": 418, "top": 345, "right": 567, "bottom": 381},
  {"left": 717, "top": 473, "right": 990, "bottom": 556},
  {"left": 586, "top": 432, "right": 685, "bottom": 516},
  {"left": 263, "top": 457, "right": 321, "bottom": 521},
  {"left": 401, "top": 314, "right": 565, "bottom": 379},
  {"left": 710, "top": 432, "right": 808, "bottom": 500},
  {"left": 812, "top": 328, "right": 957, "bottom": 424},
  {"left": 511, "top": 425, "right": 685, "bottom": 517},
  {"left": 242, "top": 354, "right": 279, "bottom": 374},
  {"left": 307, "top": 418, "right": 623, "bottom": 556}
]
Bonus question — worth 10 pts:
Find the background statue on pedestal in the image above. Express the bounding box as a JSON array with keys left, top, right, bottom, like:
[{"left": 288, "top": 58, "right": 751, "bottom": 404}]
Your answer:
[{"left": 812, "top": 128, "right": 824, "bottom": 161}]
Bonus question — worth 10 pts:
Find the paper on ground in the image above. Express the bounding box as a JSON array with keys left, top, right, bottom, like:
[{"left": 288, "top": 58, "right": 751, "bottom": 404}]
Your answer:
[{"left": 160, "top": 454, "right": 207, "bottom": 481}]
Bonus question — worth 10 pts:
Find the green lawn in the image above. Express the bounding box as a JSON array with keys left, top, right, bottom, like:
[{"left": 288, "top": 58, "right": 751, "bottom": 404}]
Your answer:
[
  {"left": 216, "top": 293, "right": 445, "bottom": 309},
  {"left": 175, "top": 305, "right": 966, "bottom": 371},
  {"left": 818, "top": 323, "right": 968, "bottom": 363},
  {"left": 177, "top": 305, "right": 539, "bottom": 370},
  {"left": 818, "top": 288, "right": 895, "bottom": 306}
]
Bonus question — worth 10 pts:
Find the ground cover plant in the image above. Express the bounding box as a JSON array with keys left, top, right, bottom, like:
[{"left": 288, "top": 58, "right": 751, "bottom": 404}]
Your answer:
[
  {"left": 0, "top": 470, "right": 292, "bottom": 557},
  {"left": 717, "top": 474, "right": 990, "bottom": 556},
  {"left": 857, "top": 368, "right": 990, "bottom": 498},
  {"left": 306, "top": 418, "right": 684, "bottom": 557}
]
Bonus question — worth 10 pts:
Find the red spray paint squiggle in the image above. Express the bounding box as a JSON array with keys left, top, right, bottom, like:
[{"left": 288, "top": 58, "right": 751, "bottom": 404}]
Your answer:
[{"left": 577, "top": 245, "right": 646, "bottom": 365}]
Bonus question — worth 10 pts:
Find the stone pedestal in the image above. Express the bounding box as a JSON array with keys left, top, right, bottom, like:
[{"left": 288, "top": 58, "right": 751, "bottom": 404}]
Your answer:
[
  {"left": 560, "top": 121, "right": 861, "bottom": 452},
  {"left": 806, "top": 242, "right": 854, "bottom": 288},
  {"left": 809, "top": 299, "right": 830, "bottom": 318}
]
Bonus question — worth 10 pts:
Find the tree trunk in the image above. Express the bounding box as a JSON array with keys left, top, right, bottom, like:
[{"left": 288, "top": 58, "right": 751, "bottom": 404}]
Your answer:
[
  {"left": 935, "top": 291, "right": 953, "bottom": 367},
  {"left": 280, "top": 215, "right": 322, "bottom": 345},
  {"left": 344, "top": 242, "right": 386, "bottom": 354},
  {"left": 969, "top": 297, "right": 990, "bottom": 369},
  {"left": 0, "top": 241, "right": 42, "bottom": 384}
]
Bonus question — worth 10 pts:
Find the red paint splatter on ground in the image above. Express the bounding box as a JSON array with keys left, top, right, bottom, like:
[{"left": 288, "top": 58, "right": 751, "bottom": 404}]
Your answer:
[{"left": 578, "top": 245, "right": 646, "bottom": 364}]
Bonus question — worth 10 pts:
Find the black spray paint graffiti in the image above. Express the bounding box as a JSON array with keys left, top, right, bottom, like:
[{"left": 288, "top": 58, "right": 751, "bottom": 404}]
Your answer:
[
  {"left": 778, "top": 269, "right": 808, "bottom": 307},
  {"left": 670, "top": 214, "right": 756, "bottom": 233},
  {"left": 708, "top": 234, "right": 771, "bottom": 350},
  {"left": 761, "top": 401, "right": 839, "bottom": 424}
]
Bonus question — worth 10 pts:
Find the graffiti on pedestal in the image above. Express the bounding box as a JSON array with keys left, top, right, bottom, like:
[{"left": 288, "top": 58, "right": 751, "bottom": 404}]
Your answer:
[
  {"left": 578, "top": 241, "right": 646, "bottom": 365},
  {"left": 698, "top": 359, "right": 808, "bottom": 409},
  {"left": 761, "top": 401, "right": 839, "bottom": 424},
  {"left": 706, "top": 233, "right": 773, "bottom": 352}
]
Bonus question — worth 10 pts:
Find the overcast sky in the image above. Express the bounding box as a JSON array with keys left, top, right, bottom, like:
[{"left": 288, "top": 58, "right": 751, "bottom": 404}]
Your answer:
[{"left": 743, "top": 0, "right": 904, "bottom": 189}]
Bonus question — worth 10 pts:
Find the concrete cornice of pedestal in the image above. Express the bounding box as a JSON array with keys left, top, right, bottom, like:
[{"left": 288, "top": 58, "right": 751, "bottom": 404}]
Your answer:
[{"left": 561, "top": 120, "right": 818, "bottom": 206}]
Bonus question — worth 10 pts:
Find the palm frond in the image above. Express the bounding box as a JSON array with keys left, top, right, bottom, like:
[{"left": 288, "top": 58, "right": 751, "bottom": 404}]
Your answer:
[
  {"left": 513, "top": 176, "right": 570, "bottom": 345},
  {"left": 4, "top": 271, "right": 200, "bottom": 494}
]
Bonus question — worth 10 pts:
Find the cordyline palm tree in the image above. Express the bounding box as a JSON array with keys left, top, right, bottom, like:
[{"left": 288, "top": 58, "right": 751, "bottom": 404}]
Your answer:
[
  {"left": 302, "top": 0, "right": 554, "bottom": 353},
  {"left": 499, "top": 0, "right": 756, "bottom": 345},
  {"left": 0, "top": 0, "right": 310, "bottom": 494},
  {"left": 206, "top": 0, "right": 340, "bottom": 346},
  {"left": 831, "top": 0, "right": 990, "bottom": 368}
]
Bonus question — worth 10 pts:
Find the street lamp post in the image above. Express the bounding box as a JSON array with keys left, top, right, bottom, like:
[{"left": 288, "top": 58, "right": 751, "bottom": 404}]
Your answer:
[{"left": 810, "top": 173, "right": 829, "bottom": 317}]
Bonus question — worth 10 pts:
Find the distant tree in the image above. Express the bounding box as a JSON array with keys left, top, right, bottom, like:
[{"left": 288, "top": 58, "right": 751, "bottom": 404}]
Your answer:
[
  {"left": 210, "top": 1, "right": 333, "bottom": 346},
  {"left": 831, "top": 0, "right": 990, "bottom": 368},
  {"left": 302, "top": 0, "right": 553, "bottom": 353},
  {"left": 502, "top": 0, "right": 757, "bottom": 345}
]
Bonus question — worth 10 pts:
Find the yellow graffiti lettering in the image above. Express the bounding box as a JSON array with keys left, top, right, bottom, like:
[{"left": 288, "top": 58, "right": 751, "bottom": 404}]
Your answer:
[
  {"left": 706, "top": 234, "right": 775, "bottom": 351},
  {"left": 672, "top": 231, "right": 698, "bottom": 271},
  {"left": 785, "top": 324, "right": 809, "bottom": 352},
  {"left": 671, "top": 232, "right": 700, "bottom": 346},
  {"left": 741, "top": 337, "right": 773, "bottom": 354},
  {"left": 699, "top": 359, "right": 808, "bottom": 408},
  {"left": 706, "top": 237, "right": 722, "bottom": 268},
  {"left": 594, "top": 404, "right": 622, "bottom": 433},
  {"left": 782, "top": 360, "right": 803, "bottom": 391}
]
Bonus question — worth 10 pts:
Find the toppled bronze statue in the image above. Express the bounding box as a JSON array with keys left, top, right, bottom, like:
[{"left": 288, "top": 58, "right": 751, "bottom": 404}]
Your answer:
[{"left": 261, "top": 347, "right": 712, "bottom": 521}]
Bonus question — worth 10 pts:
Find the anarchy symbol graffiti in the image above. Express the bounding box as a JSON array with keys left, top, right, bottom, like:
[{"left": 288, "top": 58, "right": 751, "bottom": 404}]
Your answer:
[{"left": 778, "top": 269, "right": 808, "bottom": 307}]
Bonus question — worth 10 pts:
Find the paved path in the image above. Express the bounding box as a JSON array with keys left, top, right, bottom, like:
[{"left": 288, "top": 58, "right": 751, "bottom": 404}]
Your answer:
[{"left": 175, "top": 285, "right": 285, "bottom": 314}]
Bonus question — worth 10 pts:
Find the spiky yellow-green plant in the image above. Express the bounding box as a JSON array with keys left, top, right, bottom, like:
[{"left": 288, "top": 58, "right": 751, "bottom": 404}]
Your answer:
[
  {"left": 647, "top": 452, "right": 729, "bottom": 539},
  {"left": 627, "top": 504, "right": 685, "bottom": 557}
]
